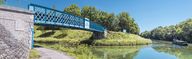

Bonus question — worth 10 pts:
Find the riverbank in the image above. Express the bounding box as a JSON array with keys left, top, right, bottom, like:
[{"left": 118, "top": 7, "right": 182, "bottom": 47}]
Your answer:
[
  {"left": 33, "top": 29, "right": 152, "bottom": 59},
  {"left": 141, "top": 19, "right": 192, "bottom": 43},
  {"left": 34, "top": 40, "right": 192, "bottom": 59},
  {"left": 34, "top": 44, "right": 144, "bottom": 59},
  {"left": 34, "top": 29, "right": 152, "bottom": 46},
  {"left": 93, "top": 31, "right": 152, "bottom": 46},
  {"left": 34, "top": 44, "right": 99, "bottom": 59}
]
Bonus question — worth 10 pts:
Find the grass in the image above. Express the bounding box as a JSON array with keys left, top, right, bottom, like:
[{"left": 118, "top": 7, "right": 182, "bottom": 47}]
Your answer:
[
  {"left": 35, "top": 44, "right": 99, "bottom": 59},
  {"left": 35, "top": 29, "right": 92, "bottom": 45},
  {"left": 34, "top": 29, "right": 152, "bottom": 46},
  {"left": 29, "top": 49, "right": 40, "bottom": 59},
  {"left": 34, "top": 28, "right": 152, "bottom": 59},
  {"left": 93, "top": 31, "right": 152, "bottom": 46}
]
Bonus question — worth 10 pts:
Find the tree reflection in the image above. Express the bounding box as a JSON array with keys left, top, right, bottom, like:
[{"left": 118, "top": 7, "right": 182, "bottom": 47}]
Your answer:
[
  {"left": 153, "top": 44, "right": 192, "bottom": 59},
  {"left": 91, "top": 46, "right": 143, "bottom": 59}
]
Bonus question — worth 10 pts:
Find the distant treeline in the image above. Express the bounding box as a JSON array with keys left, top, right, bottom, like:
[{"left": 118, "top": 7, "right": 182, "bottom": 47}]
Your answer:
[
  {"left": 63, "top": 4, "right": 140, "bottom": 34},
  {"left": 141, "top": 19, "right": 192, "bottom": 43}
]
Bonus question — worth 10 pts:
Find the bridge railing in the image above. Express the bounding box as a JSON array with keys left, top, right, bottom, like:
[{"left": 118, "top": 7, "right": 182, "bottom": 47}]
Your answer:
[{"left": 28, "top": 4, "right": 105, "bottom": 32}]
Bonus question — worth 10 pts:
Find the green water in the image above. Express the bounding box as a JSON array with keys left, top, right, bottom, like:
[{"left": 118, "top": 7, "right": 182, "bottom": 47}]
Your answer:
[
  {"left": 90, "top": 42, "right": 192, "bottom": 59},
  {"left": 37, "top": 40, "right": 192, "bottom": 59}
]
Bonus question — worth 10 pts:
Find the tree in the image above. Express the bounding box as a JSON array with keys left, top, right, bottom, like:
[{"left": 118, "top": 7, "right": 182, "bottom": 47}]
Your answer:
[
  {"left": 131, "top": 18, "right": 140, "bottom": 34},
  {"left": 65, "top": 5, "right": 140, "bottom": 34},
  {"left": 141, "top": 18, "right": 192, "bottom": 43},
  {"left": 81, "top": 6, "right": 98, "bottom": 22},
  {"left": 140, "top": 31, "right": 151, "bottom": 38},
  {"left": 118, "top": 12, "right": 140, "bottom": 34},
  {"left": 118, "top": 12, "right": 130, "bottom": 30},
  {"left": 107, "top": 13, "right": 120, "bottom": 31},
  {"left": 81, "top": 6, "right": 122, "bottom": 31},
  {"left": 64, "top": 4, "right": 81, "bottom": 16},
  {"left": 96, "top": 11, "right": 110, "bottom": 28},
  {"left": 179, "top": 19, "right": 192, "bottom": 42}
]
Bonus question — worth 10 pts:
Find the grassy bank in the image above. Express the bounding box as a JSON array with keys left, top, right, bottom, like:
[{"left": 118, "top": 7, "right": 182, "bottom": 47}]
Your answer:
[
  {"left": 93, "top": 31, "right": 152, "bottom": 46},
  {"left": 34, "top": 29, "right": 152, "bottom": 59},
  {"left": 29, "top": 49, "right": 40, "bottom": 59},
  {"left": 35, "top": 29, "right": 92, "bottom": 46},
  {"left": 34, "top": 29, "right": 152, "bottom": 46}
]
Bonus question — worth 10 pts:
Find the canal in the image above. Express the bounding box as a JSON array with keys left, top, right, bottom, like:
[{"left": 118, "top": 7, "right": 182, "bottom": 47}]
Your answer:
[{"left": 90, "top": 40, "right": 192, "bottom": 59}]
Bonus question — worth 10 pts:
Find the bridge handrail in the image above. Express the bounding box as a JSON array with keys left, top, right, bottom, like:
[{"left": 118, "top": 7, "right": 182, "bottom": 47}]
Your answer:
[
  {"left": 28, "top": 4, "right": 85, "bottom": 20},
  {"left": 29, "top": 4, "right": 106, "bottom": 32}
]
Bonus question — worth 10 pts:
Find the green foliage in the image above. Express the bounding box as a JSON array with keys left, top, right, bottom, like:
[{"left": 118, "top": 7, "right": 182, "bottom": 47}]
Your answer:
[
  {"left": 93, "top": 31, "right": 152, "bottom": 46},
  {"left": 92, "top": 46, "right": 143, "bottom": 59},
  {"left": 141, "top": 19, "right": 192, "bottom": 43},
  {"left": 62, "top": 4, "right": 140, "bottom": 34},
  {"left": 64, "top": 4, "right": 81, "bottom": 16},
  {"left": 35, "top": 43, "right": 149, "bottom": 59},
  {"left": 29, "top": 49, "right": 40, "bottom": 59},
  {"left": 36, "top": 44, "right": 99, "bottom": 59},
  {"left": 81, "top": 6, "right": 98, "bottom": 22},
  {"left": 35, "top": 29, "right": 92, "bottom": 45},
  {"left": 107, "top": 14, "right": 120, "bottom": 31},
  {"left": 34, "top": 29, "right": 151, "bottom": 59},
  {"left": 0, "top": 0, "right": 4, "bottom": 5},
  {"left": 81, "top": 6, "right": 140, "bottom": 33},
  {"left": 118, "top": 12, "right": 140, "bottom": 34},
  {"left": 35, "top": 29, "right": 151, "bottom": 46},
  {"left": 153, "top": 44, "right": 192, "bottom": 59}
]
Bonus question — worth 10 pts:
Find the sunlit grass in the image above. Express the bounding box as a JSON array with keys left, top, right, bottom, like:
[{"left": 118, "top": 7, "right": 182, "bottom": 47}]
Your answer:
[
  {"left": 93, "top": 31, "right": 152, "bottom": 46},
  {"left": 35, "top": 29, "right": 92, "bottom": 45},
  {"left": 29, "top": 49, "right": 40, "bottom": 59},
  {"left": 35, "top": 44, "right": 99, "bottom": 59},
  {"left": 34, "top": 29, "right": 152, "bottom": 59},
  {"left": 35, "top": 29, "right": 151, "bottom": 46}
]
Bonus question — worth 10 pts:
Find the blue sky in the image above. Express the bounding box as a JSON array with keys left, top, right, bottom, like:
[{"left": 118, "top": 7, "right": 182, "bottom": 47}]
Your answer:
[{"left": 5, "top": 0, "right": 192, "bottom": 32}]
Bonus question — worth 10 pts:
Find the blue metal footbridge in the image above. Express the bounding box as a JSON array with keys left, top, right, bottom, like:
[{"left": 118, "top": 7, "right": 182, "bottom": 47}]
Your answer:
[
  {"left": 28, "top": 4, "right": 105, "bottom": 32},
  {"left": 28, "top": 4, "right": 106, "bottom": 48}
]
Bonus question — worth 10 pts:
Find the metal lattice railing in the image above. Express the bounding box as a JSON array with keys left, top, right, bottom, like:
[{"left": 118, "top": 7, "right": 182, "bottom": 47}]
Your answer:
[{"left": 28, "top": 4, "right": 105, "bottom": 32}]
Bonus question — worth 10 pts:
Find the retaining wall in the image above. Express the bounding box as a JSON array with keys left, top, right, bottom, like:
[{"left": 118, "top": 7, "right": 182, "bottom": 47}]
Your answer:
[{"left": 0, "top": 6, "right": 33, "bottom": 59}]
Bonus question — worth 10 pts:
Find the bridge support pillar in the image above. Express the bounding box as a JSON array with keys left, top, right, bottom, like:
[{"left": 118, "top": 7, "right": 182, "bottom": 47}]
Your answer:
[
  {"left": 92, "top": 29, "right": 107, "bottom": 39},
  {"left": 0, "top": 6, "right": 33, "bottom": 59}
]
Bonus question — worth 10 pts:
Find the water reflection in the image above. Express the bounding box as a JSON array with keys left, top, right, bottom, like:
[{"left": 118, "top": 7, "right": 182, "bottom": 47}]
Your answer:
[
  {"left": 152, "top": 44, "right": 192, "bottom": 59},
  {"left": 91, "top": 46, "right": 143, "bottom": 59},
  {"left": 91, "top": 44, "right": 192, "bottom": 59},
  {"left": 135, "top": 46, "right": 177, "bottom": 59}
]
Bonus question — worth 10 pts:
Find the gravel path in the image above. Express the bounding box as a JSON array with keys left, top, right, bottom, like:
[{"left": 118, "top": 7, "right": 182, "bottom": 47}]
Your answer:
[{"left": 35, "top": 48, "right": 74, "bottom": 59}]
